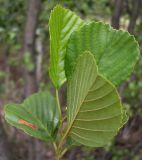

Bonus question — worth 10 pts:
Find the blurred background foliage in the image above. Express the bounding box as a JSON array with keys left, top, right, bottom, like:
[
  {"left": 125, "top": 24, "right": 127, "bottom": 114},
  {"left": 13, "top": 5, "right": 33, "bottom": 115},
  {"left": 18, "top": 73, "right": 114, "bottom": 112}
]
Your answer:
[{"left": 0, "top": 0, "right": 142, "bottom": 160}]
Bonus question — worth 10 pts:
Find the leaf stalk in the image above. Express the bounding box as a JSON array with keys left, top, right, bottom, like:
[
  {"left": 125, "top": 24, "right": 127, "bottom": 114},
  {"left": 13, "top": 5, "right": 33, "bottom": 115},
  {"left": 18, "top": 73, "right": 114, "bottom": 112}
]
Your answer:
[{"left": 56, "top": 89, "right": 62, "bottom": 123}]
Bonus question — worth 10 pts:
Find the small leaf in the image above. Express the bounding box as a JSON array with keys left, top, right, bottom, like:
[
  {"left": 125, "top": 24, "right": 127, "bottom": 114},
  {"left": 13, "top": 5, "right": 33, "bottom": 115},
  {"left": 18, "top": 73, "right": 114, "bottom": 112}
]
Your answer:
[
  {"left": 121, "top": 104, "right": 129, "bottom": 126},
  {"left": 4, "top": 91, "right": 59, "bottom": 142},
  {"left": 65, "top": 22, "right": 140, "bottom": 86},
  {"left": 67, "top": 52, "right": 123, "bottom": 147},
  {"left": 49, "top": 5, "right": 84, "bottom": 88}
]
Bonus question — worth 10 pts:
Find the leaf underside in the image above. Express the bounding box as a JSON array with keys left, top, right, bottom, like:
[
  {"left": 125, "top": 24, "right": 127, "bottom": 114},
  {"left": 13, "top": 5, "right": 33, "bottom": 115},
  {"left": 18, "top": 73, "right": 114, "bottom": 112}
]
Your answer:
[
  {"left": 5, "top": 91, "right": 59, "bottom": 142},
  {"left": 67, "top": 52, "right": 122, "bottom": 147},
  {"left": 49, "top": 5, "right": 84, "bottom": 88},
  {"left": 65, "top": 22, "right": 140, "bottom": 86}
]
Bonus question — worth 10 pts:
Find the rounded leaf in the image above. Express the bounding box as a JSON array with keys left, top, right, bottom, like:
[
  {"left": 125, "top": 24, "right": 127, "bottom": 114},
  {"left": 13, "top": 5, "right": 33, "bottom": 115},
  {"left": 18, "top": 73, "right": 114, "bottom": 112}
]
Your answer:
[
  {"left": 65, "top": 22, "right": 140, "bottom": 86},
  {"left": 4, "top": 91, "right": 59, "bottom": 142},
  {"left": 67, "top": 52, "right": 123, "bottom": 147}
]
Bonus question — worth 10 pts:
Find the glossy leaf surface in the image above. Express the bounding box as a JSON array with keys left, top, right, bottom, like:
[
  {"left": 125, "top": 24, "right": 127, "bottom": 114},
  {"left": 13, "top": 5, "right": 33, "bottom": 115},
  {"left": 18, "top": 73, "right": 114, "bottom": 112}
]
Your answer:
[
  {"left": 49, "top": 5, "right": 84, "bottom": 88},
  {"left": 65, "top": 22, "right": 140, "bottom": 86},
  {"left": 67, "top": 52, "right": 122, "bottom": 147},
  {"left": 5, "top": 91, "right": 59, "bottom": 142}
]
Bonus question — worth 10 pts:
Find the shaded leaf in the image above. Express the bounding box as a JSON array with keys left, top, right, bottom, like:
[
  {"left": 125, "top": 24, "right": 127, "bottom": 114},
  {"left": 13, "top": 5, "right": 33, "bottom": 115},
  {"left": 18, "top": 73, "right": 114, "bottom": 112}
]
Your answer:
[
  {"left": 5, "top": 91, "right": 59, "bottom": 142},
  {"left": 65, "top": 22, "right": 140, "bottom": 86},
  {"left": 67, "top": 52, "right": 122, "bottom": 147},
  {"left": 121, "top": 104, "right": 129, "bottom": 126},
  {"left": 49, "top": 5, "right": 84, "bottom": 88}
]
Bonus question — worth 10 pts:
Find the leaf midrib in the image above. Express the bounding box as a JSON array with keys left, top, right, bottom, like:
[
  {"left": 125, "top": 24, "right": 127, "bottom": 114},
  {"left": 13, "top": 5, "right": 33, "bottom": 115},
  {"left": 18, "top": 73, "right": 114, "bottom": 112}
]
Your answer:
[{"left": 64, "top": 73, "right": 98, "bottom": 141}]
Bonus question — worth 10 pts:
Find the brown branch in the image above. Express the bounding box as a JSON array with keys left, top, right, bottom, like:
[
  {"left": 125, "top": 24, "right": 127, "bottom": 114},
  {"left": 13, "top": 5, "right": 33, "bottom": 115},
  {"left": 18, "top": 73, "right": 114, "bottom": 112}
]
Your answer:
[
  {"left": 111, "top": 0, "right": 124, "bottom": 29},
  {"left": 0, "top": 118, "right": 16, "bottom": 160},
  {"left": 22, "top": 0, "right": 41, "bottom": 97},
  {"left": 21, "top": 1, "right": 42, "bottom": 160},
  {"left": 128, "top": 0, "right": 142, "bottom": 34}
]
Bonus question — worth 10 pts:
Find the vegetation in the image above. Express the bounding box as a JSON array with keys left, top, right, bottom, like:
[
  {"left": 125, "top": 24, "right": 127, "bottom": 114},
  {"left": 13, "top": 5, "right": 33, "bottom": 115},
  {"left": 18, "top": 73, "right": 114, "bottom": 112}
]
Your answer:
[
  {"left": 4, "top": 5, "right": 140, "bottom": 160},
  {"left": 0, "top": 0, "right": 142, "bottom": 160}
]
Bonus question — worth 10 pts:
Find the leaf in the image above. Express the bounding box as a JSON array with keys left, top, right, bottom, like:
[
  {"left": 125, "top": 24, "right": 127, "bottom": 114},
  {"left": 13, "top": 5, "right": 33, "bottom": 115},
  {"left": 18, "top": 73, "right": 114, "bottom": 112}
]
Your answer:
[
  {"left": 4, "top": 91, "right": 59, "bottom": 142},
  {"left": 65, "top": 22, "right": 140, "bottom": 86},
  {"left": 67, "top": 52, "right": 122, "bottom": 147},
  {"left": 121, "top": 104, "right": 129, "bottom": 126},
  {"left": 49, "top": 5, "right": 84, "bottom": 88}
]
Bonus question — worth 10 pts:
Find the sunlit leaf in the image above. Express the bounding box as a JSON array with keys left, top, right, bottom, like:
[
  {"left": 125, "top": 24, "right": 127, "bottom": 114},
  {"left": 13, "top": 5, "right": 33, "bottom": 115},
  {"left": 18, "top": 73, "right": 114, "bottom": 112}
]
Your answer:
[
  {"left": 65, "top": 22, "right": 140, "bottom": 86},
  {"left": 49, "top": 5, "right": 84, "bottom": 88}
]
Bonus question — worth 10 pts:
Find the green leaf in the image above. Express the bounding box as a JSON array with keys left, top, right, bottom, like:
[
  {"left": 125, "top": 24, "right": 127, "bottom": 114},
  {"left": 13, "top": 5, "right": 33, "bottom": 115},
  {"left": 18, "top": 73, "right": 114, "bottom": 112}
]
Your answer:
[
  {"left": 65, "top": 22, "right": 140, "bottom": 86},
  {"left": 4, "top": 91, "right": 59, "bottom": 142},
  {"left": 49, "top": 5, "right": 84, "bottom": 88},
  {"left": 121, "top": 104, "right": 129, "bottom": 126},
  {"left": 67, "top": 52, "right": 122, "bottom": 147}
]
